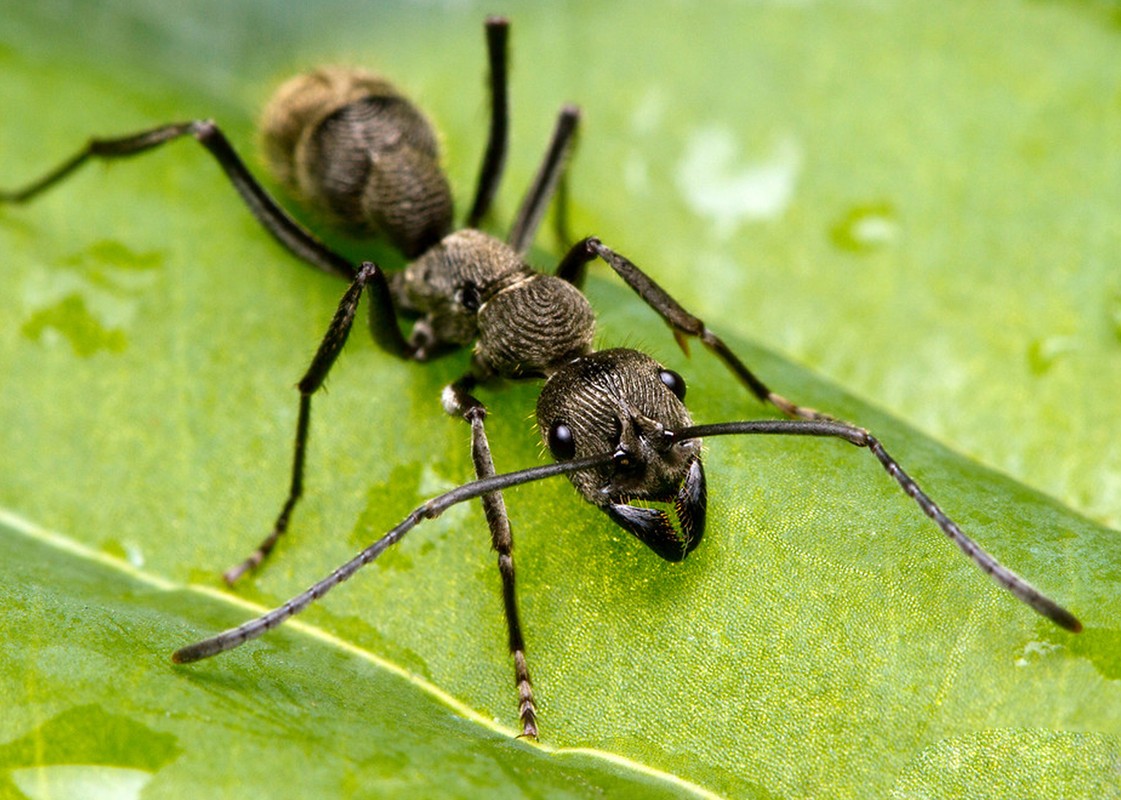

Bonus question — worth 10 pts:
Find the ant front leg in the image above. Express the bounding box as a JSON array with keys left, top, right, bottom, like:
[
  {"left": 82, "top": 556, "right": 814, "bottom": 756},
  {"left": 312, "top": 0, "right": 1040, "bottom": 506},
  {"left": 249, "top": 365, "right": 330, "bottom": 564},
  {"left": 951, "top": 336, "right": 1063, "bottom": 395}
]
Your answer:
[
  {"left": 224, "top": 261, "right": 414, "bottom": 585},
  {"left": 443, "top": 374, "right": 539, "bottom": 739},
  {"left": 557, "top": 237, "right": 829, "bottom": 421},
  {"left": 0, "top": 120, "right": 355, "bottom": 280}
]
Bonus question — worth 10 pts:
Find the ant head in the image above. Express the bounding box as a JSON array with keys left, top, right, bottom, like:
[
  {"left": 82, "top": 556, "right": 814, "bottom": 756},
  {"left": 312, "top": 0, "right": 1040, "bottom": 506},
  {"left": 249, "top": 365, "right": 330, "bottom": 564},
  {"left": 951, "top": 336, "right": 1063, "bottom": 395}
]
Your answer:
[{"left": 536, "top": 348, "right": 706, "bottom": 561}]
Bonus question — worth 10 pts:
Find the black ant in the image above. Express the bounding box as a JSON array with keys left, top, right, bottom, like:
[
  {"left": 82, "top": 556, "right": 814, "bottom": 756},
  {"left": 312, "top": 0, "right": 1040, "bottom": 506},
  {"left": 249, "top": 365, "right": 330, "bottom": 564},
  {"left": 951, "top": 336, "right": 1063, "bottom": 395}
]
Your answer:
[{"left": 0, "top": 17, "right": 1081, "bottom": 739}]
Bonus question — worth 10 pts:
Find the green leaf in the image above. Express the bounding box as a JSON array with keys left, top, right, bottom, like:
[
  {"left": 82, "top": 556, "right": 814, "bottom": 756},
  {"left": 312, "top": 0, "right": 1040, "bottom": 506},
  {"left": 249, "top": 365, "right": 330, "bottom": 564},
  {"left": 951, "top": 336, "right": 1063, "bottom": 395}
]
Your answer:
[
  {"left": 0, "top": 517, "right": 720, "bottom": 799},
  {"left": 0, "top": 2, "right": 1117, "bottom": 799}
]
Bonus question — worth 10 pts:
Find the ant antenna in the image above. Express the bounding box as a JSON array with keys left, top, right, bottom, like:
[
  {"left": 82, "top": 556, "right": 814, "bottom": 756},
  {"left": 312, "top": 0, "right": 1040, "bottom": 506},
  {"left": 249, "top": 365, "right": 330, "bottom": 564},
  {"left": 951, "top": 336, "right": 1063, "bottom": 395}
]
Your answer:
[
  {"left": 675, "top": 420, "right": 1083, "bottom": 632},
  {"left": 173, "top": 452, "right": 614, "bottom": 664}
]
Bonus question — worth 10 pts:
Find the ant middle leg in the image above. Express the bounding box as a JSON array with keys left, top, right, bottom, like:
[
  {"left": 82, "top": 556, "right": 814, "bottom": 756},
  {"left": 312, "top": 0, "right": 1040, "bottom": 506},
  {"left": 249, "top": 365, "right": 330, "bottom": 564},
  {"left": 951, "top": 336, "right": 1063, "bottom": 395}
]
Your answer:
[
  {"left": 443, "top": 374, "right": 539, "bottom": 738},
  {"left": 506, "top": 105, "right": 581, "bottom": 256},
  {"left": 224, "top": 261, "right": 414, "bottom": 585},
  {"left": 557, "top": 237, "right": 829, "bottom": 421},
  {"left": 0, "top": 120, "right": 356, "bottom": 280}
]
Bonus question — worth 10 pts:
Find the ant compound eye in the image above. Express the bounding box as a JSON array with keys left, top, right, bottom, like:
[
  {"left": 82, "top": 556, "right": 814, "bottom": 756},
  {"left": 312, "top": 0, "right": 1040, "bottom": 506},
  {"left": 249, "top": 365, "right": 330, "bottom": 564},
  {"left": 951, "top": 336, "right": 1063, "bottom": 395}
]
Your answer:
[
  {"left": 659, "top": 369, "right": 686, "bottom": 400},
  {"left": 458, "top": 281, "right": 481, "bottom": 312},
  {"left": 547, "top": 421, "right": 576, "bottom": 460}
]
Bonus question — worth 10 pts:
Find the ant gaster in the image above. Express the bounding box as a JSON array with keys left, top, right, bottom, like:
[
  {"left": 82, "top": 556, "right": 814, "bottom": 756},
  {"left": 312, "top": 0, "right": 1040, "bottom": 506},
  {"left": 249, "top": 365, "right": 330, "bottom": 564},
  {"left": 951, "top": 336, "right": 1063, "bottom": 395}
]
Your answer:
[{"left": 0, "top": 17, "right": 1082, "bottom": 739}]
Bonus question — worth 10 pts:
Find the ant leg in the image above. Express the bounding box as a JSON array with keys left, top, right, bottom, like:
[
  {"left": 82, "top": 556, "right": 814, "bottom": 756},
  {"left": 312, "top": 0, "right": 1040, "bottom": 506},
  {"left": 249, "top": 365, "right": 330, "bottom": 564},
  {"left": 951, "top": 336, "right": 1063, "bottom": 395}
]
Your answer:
[
  {"left": 443, "top": 374, "right": 539, "bottom": 738},
  {"left": 554, "top": 230, "right": 592, "bottom": 289},
  {"left": 561, "top": 237, "right": 828, "bottom": 421},
  {"left": 552, "top": 166, "right": 574, "bottom": 254},
  {"left": 224, "top": 261, "right": 414, "bottom": 585},
  {"left": 0, "top": 120, "right": 355, "bottom": 280},
  {"left": 507, "top": 105, "right": 581, "bottom": 255},
  {"left": 465, "top": 16, "right": 510, "bottom": 228}
]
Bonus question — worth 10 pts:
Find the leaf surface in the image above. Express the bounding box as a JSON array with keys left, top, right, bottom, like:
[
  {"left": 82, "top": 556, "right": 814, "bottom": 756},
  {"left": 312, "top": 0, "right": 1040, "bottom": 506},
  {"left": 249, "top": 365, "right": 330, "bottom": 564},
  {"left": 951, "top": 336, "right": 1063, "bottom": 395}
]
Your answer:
[{"left": 0, "top": 2, "right": 1117, "bottom": 798}]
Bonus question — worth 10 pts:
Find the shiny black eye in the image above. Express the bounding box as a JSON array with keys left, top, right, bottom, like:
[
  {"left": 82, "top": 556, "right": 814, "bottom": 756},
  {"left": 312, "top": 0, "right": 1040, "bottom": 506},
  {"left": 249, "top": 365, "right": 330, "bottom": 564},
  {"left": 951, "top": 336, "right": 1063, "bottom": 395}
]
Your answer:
[
  {"left": 658, "top": 369, "right": 686, "bottom": 400},
  {"left": 458, "top": 281, "right": 481, "bottom": 312},
  {"left": 547, "top": 421, "right": 575, "bottom": 460}
]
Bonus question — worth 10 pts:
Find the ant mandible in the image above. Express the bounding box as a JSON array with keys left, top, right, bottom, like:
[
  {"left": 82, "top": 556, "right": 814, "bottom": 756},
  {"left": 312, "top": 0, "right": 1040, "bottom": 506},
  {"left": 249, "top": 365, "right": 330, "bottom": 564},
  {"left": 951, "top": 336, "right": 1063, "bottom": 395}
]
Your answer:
[{"left": 0, "top": 17, "right": 1081, "bottom": 739}]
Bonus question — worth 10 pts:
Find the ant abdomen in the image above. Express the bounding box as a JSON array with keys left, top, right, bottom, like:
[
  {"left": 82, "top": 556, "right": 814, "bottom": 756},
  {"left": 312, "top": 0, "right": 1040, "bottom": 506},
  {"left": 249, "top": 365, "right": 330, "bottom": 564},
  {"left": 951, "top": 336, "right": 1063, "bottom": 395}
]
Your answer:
[{"left": 260, "top": 67, "right": 453, "bottom": 257}]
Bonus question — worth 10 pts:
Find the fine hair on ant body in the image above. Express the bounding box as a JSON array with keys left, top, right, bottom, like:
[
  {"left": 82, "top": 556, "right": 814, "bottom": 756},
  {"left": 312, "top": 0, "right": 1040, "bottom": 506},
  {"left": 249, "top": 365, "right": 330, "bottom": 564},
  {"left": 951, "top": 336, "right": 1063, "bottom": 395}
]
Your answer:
[{"left": 0, "top": 17, "right": 1082, "bottom": 739}]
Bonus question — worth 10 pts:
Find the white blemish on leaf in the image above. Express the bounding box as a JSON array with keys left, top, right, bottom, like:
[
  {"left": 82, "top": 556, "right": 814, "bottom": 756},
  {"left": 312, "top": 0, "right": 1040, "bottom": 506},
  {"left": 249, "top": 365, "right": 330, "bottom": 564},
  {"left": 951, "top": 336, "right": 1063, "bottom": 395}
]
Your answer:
[{"left": 676, "top": 125, "right": 801, "bottom": 237}]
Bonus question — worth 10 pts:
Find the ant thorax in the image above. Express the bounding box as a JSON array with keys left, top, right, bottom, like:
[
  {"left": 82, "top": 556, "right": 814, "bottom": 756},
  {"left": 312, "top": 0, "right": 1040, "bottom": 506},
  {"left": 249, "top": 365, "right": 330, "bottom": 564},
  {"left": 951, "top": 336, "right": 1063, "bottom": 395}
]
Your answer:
[{"left": 392, "top": 228, "right": 596, "bottom": 378}]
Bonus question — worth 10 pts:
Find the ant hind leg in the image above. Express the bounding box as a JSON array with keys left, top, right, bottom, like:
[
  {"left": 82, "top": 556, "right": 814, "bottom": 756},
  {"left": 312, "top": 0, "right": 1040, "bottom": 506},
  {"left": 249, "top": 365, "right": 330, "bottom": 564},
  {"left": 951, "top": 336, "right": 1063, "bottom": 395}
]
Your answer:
[
  {"left": 0, "top": 120, "right": 356, "bottom": 280},
  {"left": 465, "top": 17, "right": 510, "bottom": 229}
]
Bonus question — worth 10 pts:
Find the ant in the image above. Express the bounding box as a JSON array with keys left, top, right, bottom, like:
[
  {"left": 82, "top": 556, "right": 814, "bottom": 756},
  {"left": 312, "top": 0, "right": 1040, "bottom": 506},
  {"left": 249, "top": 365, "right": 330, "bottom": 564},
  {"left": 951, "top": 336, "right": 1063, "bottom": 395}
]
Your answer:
[{"left": 0, "top": 17, "right": 1081, "bottom": 739}]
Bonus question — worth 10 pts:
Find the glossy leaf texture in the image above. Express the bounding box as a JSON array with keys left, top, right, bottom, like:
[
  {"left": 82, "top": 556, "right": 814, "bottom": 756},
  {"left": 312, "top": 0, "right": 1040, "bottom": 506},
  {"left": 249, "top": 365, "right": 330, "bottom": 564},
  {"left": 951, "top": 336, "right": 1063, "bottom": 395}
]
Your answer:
[{"left": 0, "top": 2, "right": 1118, "bottom": 799}]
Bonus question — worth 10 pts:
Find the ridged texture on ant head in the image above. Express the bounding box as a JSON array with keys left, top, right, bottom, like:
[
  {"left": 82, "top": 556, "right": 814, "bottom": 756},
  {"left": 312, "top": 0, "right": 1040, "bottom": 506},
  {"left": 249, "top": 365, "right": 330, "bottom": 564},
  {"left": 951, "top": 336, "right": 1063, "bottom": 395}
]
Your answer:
[
  {"left": 261, "top": 67, "right": 453, "bottom": 257},
  {"left": 536, "top": 349, "right": 706, "bottom": 560}
]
